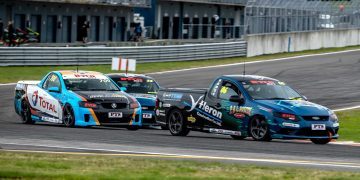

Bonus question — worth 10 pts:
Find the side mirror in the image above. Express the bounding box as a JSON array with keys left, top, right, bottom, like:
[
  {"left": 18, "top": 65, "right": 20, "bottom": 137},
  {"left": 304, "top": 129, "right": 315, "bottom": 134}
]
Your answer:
[
  {"left": 302, "top": 96, "right": 308, "bottom": 101},
  {"left": 229, "top": 95, "right": 245, "bottom": 104},
  {"left": 48, "top": 87, "right": 60, "bottom": 93},
  {"left": 120, "top": 87, "right": 127, "bottom": 92}
]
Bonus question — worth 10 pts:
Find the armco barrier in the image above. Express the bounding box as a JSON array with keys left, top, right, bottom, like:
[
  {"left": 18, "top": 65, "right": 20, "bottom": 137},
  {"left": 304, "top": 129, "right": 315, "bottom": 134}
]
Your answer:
[{"left": 0, "top": 41, "right": 246, "bottom": 66}]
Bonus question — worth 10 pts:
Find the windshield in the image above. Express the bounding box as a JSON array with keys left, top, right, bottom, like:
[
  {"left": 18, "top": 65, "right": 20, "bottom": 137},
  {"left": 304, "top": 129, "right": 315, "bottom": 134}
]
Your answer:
[
  {"left": 112, "top": 77, "right": 159, "bottom": 94},
  {"left": 64, "top": 78, "right": 119, "bottom": 91},
  {"left": 241, "top": 80, "right": 302, "bottom": 100}
]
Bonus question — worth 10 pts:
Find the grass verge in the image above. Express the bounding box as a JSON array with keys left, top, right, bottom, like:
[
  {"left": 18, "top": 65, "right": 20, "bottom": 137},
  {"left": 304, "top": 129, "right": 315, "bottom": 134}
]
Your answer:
[
  {"left": 336, "top": 109, "right": 360, "bottom": 142},
  {"left": 0, "top": 151, "right": 359, "bottom": 179},
  {"left": 1, "top": 45, "right": 360, "bottom": 83}
]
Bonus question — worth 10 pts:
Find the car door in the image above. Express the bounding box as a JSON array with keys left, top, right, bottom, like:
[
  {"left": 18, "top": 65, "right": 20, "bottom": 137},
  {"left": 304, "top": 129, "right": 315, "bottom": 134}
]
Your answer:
[
  {"left": 217, "top": 80, "right": 248, "bottom": 131},
  {"left": 40, "top": 73, "right": 63, "bottom": 123}
]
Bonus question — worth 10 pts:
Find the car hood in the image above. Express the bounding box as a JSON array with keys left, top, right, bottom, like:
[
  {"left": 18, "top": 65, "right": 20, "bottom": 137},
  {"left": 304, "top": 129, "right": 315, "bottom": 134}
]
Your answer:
[
  {"left": 256, "top": 100, "right": 330, "bottom": 116},
  {"left": 129, "top": 93, "right": 156, "bottom": 107},
  {"left": 75, "top": 91, "right": 131, "bottom": 103}
]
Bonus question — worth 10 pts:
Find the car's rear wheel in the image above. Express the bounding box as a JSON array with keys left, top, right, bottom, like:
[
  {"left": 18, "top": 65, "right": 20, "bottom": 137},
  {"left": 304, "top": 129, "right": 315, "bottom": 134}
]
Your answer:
[
  {"left": 63, "top": 105, "right": 75, "bottom": 127},
  {"left": 168, "top": 109, "right": 189, "bottom": 136},
  {"left": 21, "top": 100, "right": 35, "bottom": 124},
  {"left": 249, "top": 116, "right": 271, "bottom": 141},
  {"left": 310, "top": 138, "right": 331, "bottom": 144},
  {"left": 231, "top": 135, "right": 246, "bottom": 140}
]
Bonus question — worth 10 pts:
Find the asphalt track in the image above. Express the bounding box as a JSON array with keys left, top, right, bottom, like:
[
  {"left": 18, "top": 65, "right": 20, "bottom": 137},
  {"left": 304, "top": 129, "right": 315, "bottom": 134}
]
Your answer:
[{"left": 0, "top": 50, "right": 360, "bottom": 171}]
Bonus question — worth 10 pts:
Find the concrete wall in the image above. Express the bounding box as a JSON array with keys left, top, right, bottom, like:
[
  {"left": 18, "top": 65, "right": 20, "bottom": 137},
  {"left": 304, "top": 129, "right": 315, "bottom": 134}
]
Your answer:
[{"left": 246, "top": 29, "right": 360, "bottom": 57}]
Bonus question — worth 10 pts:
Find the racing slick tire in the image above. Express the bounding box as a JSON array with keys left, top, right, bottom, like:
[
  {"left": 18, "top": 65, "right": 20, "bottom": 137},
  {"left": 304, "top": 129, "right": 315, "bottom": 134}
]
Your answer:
[
  {"left": 231, "top": 135, "right": 246, "bottom": 140},
  {"left": 310, "top": 138, "right": 331, "bottom": 144},
  {"left": 21, "top": 100, "right": 35, "bottom": 124},
  {"left": 127, "top": 126, "right": 139, "bottom": 131},
  {"left": 249, "top": 116, "right": 272, "bottom": 141},
  {"left": 168, "top": 109, "right": 190, "bottom": 136},
  {"left": 63, "top": 104, "right": 75, "bottom": 127}
]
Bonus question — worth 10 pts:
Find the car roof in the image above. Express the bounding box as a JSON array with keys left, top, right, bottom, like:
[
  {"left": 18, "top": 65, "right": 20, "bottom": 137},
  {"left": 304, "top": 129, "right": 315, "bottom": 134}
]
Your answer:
[{"left": 222, "top": 75, "right": 279, "bottom": 82}]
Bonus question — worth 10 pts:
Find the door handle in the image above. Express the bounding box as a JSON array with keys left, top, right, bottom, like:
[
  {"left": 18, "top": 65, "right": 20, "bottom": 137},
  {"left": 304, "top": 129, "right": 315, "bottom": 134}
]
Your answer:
[{"left": 214, "top": 103, "right": 221, "bottom": 109}]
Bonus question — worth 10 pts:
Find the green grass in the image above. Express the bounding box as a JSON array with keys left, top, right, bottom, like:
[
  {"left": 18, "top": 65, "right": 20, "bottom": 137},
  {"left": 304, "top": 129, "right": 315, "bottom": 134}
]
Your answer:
[
  {"left": 0, "top": 151, "right": 359, "bottom": 179},
  {"left": 336, "top": 109, "right": 360, "bottom": 142},
  {"left": 1, "top": 45, "right": 360, "bottom": 83}
]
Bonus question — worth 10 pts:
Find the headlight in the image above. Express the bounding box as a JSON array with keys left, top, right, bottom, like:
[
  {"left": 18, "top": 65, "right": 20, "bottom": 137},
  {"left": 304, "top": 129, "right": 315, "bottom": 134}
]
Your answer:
[
  {"left": 79, "top": 101, "right": 98, "bottom": 109},
  {"left": 329, "top": 110, "right": 338, "bottom": 121}
]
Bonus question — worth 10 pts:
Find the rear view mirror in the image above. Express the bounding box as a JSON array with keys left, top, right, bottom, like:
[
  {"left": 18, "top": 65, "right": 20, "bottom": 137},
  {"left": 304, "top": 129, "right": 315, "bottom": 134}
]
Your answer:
[
  {"left": 48, "top": 87, "right": 60, "bottom": 93},
  {"left": 229, "top": 95, "right": 245, "bottom": 104}
]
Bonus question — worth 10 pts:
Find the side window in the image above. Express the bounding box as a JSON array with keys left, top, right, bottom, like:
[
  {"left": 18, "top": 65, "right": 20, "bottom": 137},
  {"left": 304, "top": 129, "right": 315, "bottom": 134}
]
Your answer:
[
  {"left": 43, "top": 74, "right": 61, "bottom": 91},
  {"left": 218, "top": 81, "right": 241, "bottom": 101},
  {"left": 209, "top": 79, "right": 222, "bottom": 98}
]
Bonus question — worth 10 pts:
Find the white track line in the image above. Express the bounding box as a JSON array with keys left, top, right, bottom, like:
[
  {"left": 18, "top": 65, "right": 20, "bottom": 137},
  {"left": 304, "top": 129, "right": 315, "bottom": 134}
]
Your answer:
[
  {"left": 147, "top": 48, "right": 360, "bottom": 75},
  {"left": 333, "top": 106, "right": 360, "bottom": 112},
  {"left": 0, "top": 83, "right": 16, "bottom": 86},
  {"left": 1, "top": 142, "right": 359, "bottom": 169}
]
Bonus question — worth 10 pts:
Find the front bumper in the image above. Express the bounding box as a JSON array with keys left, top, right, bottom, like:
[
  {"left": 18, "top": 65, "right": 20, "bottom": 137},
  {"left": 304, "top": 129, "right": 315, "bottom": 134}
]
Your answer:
[
  {"left": 74, "top": 106, "right": 142, "bottom": 127},
  {"left": 141, "top": 110, "right": 157, "bottom": 126},
  {"left": 271, "top": 119, "right": 339, "bottom": 139}
]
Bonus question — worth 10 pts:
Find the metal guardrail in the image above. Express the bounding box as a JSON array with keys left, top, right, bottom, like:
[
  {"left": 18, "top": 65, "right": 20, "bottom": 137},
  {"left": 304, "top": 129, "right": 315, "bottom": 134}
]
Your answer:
[{"left": 0, "top": 41, "right": 247, "bottom": 66}]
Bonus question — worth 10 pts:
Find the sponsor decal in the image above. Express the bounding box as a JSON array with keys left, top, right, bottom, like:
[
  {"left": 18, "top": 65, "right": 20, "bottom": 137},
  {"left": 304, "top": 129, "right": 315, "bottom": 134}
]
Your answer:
[
  {"left": 250, "top": 80, "right": 276, "bottom": 85},
  {"left": 187, "top": 95, "right": 222, "bottom": 126},
  {"left": 233, "top": 113, "right": 245, "bottom": 119},
  {"left": 187, "top": 115, "right": 196, "bottom": 123},
  {"left": 74, "top": 74, "right": 96, "bottom": 78},
  {"left": 163, "top": 92, "right": 183, "bottom": 101},
  {"left": 209, "top": 128, "right": 241, "bottom": 136},
  {"left": 220, "top": 86, "right": 228, "bottom": 94},
  {"left": 163, "top": 103, "right": 171, "bottom": 108},
  {"left": 282, "top": 122, "right": 300, "bottom": 128},
  {"left": 278, "top": 81, "right": 286, "bottom": 85},
  {"left": 333, "top": 122, "right": 339, "bottom": 127},
  {"left": 109, "top": 112, "right": 123, "bottom": 118},
  {"left": 211, "top": 79, "right": 222, "bottom": 96},
  {"left": 41, "top": 116, "right": 62, "bottom": 123},
  {"left": 143, "top": 113, "right": 152, "bottom": 119},
  {"left": 89, "top": 94, "right": 127, "bottom": 99},
  {"left": 229, "top": 106, "right": 252, "bottom": 116},
  {"left": 32, "top": 90, "right": 39, "bottom": 106},
  {"left": 120, "top": 77, "right": 143, "bottom": 82},
  {"left": 38, "top": 96, "right": 58, "bottom": 113},
  {"left": 258, "top": 106, "right": 272, "bottom": 113}
]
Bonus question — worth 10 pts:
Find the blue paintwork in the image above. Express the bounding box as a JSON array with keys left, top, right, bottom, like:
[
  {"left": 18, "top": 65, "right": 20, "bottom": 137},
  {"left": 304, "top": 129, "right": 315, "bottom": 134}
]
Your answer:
[{"left": 15, "top": 71, "right": 142, "bottom": 127}]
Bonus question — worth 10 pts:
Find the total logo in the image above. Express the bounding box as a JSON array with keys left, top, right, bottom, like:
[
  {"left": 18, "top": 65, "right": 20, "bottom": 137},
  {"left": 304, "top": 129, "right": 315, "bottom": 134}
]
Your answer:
[
  {"left": 31, "top": 91, "right": 57, "bottom": 113},
  {"left": 32, "top": 90, "right": 39, "bottom": 106}
]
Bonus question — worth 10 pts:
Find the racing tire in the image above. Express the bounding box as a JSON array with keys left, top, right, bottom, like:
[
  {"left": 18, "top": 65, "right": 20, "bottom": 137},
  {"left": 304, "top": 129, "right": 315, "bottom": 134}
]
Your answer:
[
  {"left": 168, "top": 109, "right": 190, "bottom": 136},
  {"left": 21, "top": 100, "right": 35, "bottom": 124},
  {"left": 231, "top": 135, "right": 246, "bottom": 140},
  {"left": 310, "top": 138, "right": 331, "bottom": 145},
  {"left": 249, "top": 116, "right": 272, "bottom": 141},
  {"left": 127, "top": 126, "right": 139, "bottom": 131},
  {"left": 63, "top": 104, "right": 75, "bottom": 128}
]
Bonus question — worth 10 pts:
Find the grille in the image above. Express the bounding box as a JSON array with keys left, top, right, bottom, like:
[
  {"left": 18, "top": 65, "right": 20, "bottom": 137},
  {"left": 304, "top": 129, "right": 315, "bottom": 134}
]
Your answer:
[
  {"left": 101, "top": 103, "right": 127, "bottom": 109},
  {"left": 302, "top": 116, "right": 329, "bottom": 121},
  {"left": 143, "top": 106, "right": 155, "bottom": 111}
]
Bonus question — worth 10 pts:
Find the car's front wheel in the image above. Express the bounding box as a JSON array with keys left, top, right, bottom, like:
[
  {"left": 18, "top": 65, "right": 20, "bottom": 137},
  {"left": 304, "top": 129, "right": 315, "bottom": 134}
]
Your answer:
[
  {"left": 21, "top": 100, "right": 35, "bottom": 124},
  {"left": 310, "top": 138, "right": 331, "bottom": 144},
  {"left": 63, "top": 105, "right": 75, "bottom": 127},
  {"left": 249, "top": 116, "right": 271, "bottom": 141},
  {"left": 168, "top": 109, "right": 189, "bottom": 136}
]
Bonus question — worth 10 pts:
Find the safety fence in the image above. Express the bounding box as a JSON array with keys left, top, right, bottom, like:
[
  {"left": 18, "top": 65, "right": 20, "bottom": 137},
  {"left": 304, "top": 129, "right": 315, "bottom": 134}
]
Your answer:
[{"left": 0, "top": 41, "right": 247, "bottom": 66}]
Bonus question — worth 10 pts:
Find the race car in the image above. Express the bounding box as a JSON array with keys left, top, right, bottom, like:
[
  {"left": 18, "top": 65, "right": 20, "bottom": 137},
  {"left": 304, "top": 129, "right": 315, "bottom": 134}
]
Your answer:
[
  {"left": 14, "top": 70, "right": 142, "bottom": 129},
  {"left": 107, "top": 73, "right": 160, "bottom": 127},
  {"left": 156, "top": 75, "right": 339, "bottom": 144}
]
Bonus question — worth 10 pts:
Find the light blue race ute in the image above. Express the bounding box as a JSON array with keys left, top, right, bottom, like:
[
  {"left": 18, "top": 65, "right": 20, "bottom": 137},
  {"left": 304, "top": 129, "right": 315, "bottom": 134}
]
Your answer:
[
  {"left": 107, "top": 73, "right": 161, "bottom": 127},
  {"left": 14, "top": 70, "right": 142, "bottom": 130}
]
